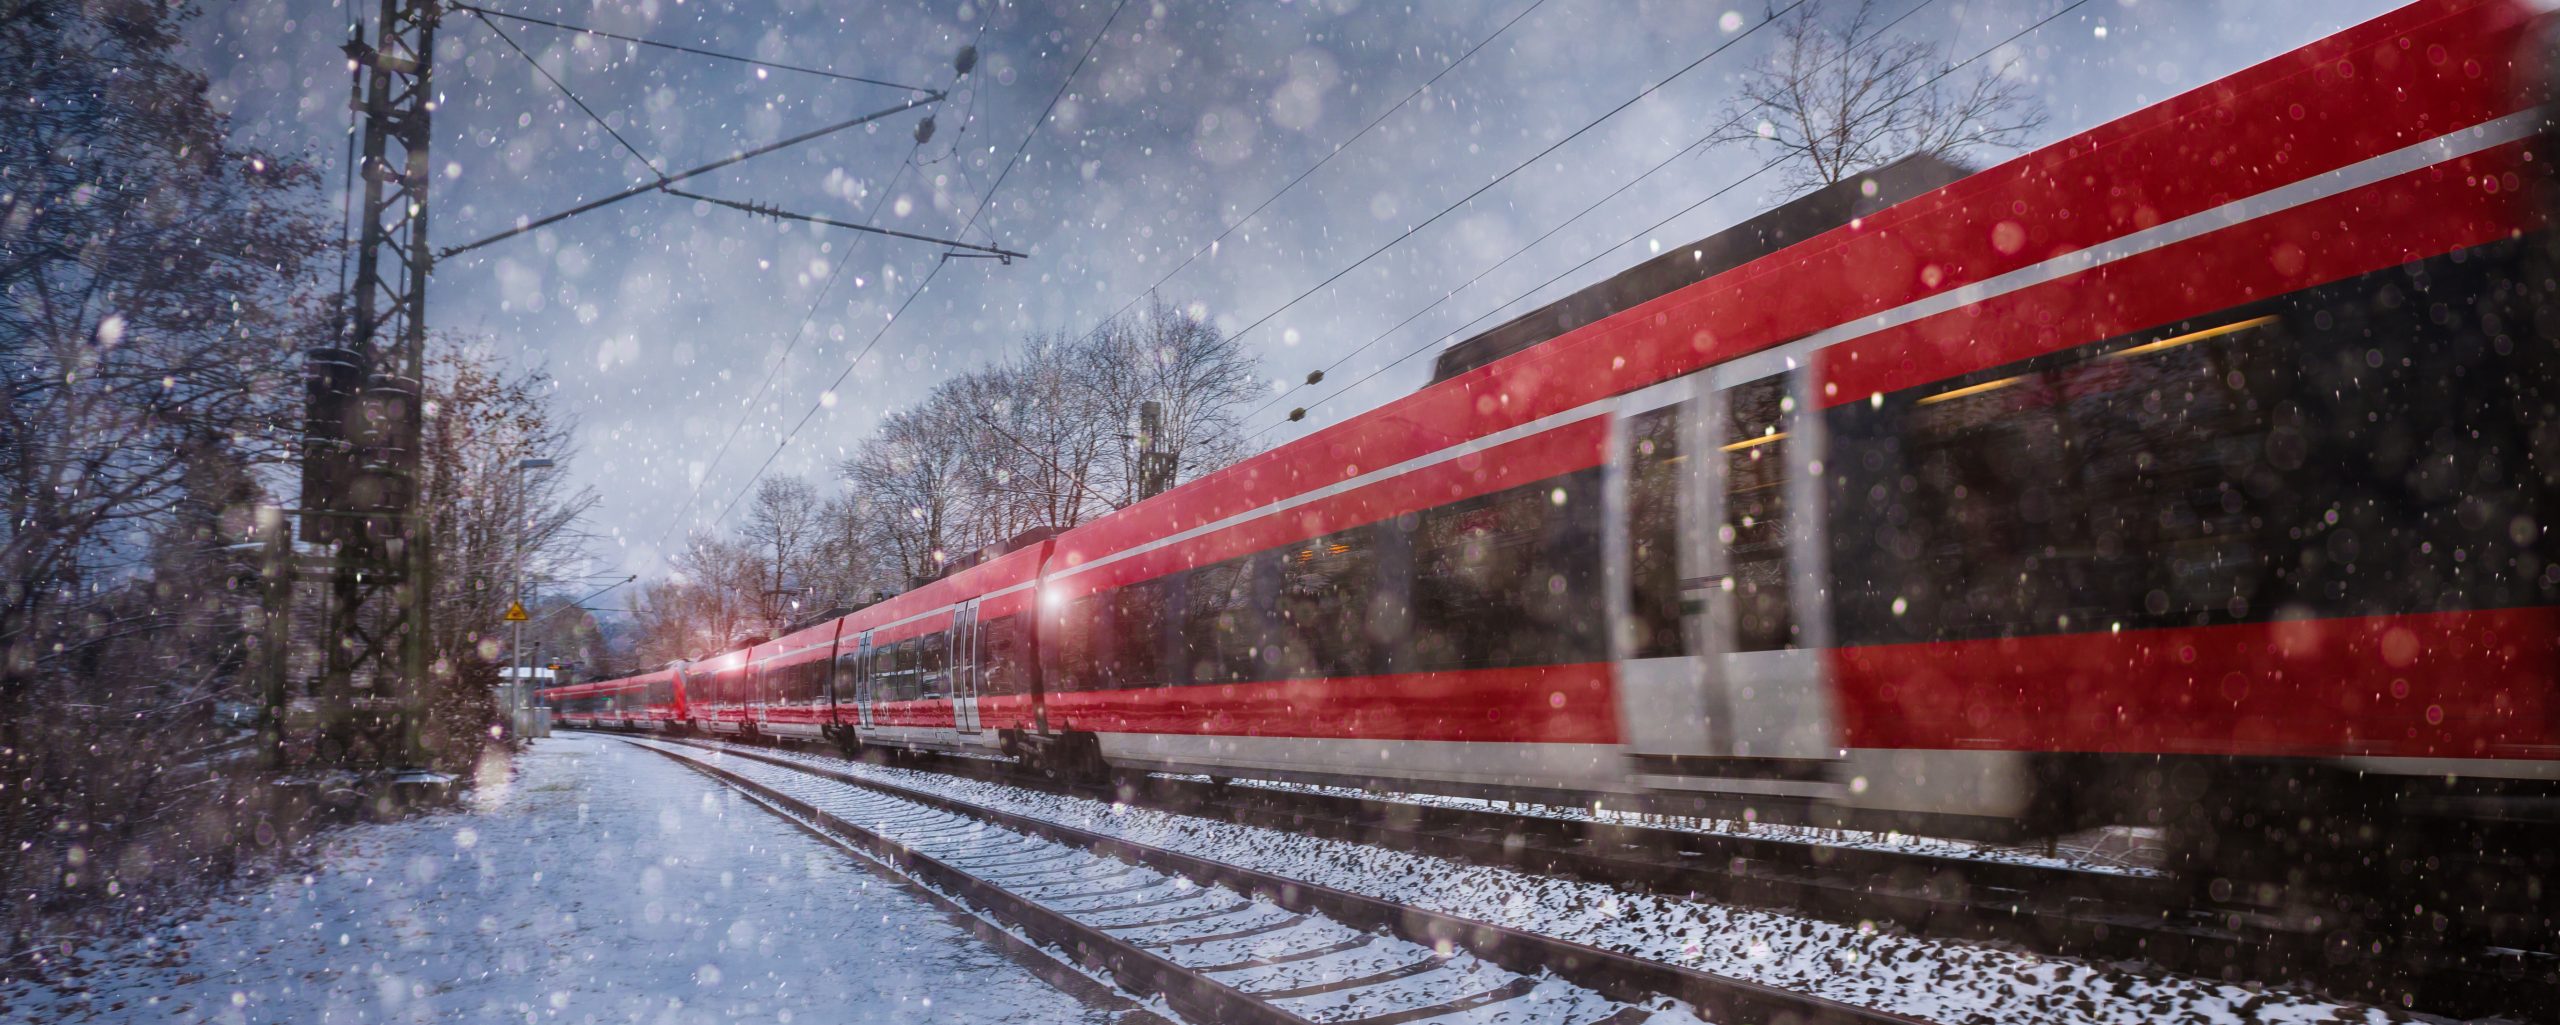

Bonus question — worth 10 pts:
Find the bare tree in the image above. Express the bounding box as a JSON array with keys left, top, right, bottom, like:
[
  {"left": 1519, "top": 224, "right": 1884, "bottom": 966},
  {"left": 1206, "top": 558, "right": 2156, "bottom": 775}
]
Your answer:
[
  {"left": 942, "top": 345, "right": 1115, "bottom": 537},
  {"left": 415, "top": 344, "right": 598, "bottom": 686},
  {"left": 631, "top": 533, "right": 768, "bottom": 665},
  {"left": 0, "top": 0, "right": 337, "bottom": 952},
  {"left": 805, "top": 488, "right": 902, "bottom": 609},
  {"left": 629, "top": 296, "right": 1259, "bottom": 661},
  {"left": 841, "top": 405, "right": 975, "bottom": 585},
  {"left": 1078, "top": 297, "right": 1263, "bottom": 507},
  {"left": 739, "top": 475, "right": 821, "bottom": 629},
  {"left": 1710, "top": 0, "right": 2046, "bottom": 194}
]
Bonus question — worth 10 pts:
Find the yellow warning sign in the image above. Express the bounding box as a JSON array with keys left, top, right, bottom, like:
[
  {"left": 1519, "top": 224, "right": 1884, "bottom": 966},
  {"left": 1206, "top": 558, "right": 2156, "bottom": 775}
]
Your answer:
[{"left": 503, "top": 601, "right": 529, "bottom": 622}]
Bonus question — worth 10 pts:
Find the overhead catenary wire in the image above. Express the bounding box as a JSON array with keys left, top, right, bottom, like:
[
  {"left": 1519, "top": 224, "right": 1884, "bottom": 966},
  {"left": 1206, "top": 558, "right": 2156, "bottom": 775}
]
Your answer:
[
  {"left": 1203, "top": 0, "right": 1810, "bottom": 425},
  {"left": 647, "top": 20, "right": 994, "bottom": 556},
  {"left": 437, "top": 92, "right": 942, "bottom": 261},
  {"left": 645, "top": 157, "right": 923, "bottom": 549},
  {"left": 688, "top": 1, "right": 1134, "bottom": 539},
  {"left": 465, "top": 7, "right": 668, "bottom": 181},
  {"left": 449, "top": 3, "right": 930, "bottom": 92},
  {"left": 659, "top": 186, "right": 1026, "bottom": 260},
  {"left": 645, "top": 0, "right": 1550, "bottom": 555},
  {"left": 1016, "top": 0, "right": 1557, "bottom": 362},
  {"left": 1245, "top": 0, "right": 1939, "bottom": 427},
  {"left": 465, "top": 5, "right": 1021, "bottom": 262},
  {"left": 1253, "top": 0, "right": 2099, "bottom": 442}
]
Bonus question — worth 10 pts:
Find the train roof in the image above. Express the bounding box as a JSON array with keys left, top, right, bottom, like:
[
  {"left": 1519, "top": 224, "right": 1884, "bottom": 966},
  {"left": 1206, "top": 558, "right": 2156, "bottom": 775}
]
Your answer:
[
  {"left": 1427, "top": 152, "right": 1973, "bottom": 384},
  {"left": 1043, "top": 0, "right": 2532, "bottom": 574}
]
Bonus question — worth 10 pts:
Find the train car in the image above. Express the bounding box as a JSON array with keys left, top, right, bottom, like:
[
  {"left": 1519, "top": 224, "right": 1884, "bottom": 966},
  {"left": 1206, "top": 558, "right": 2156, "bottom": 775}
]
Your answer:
[
  {"left": 1023, "top": 0, "right": 2560, "bottom": 848},
  {"left": 749, "top": 619, "right": 838, "bottom": 739},
  {"left": 538, "top": 680, "right": 606, "bottom": 729},
  {"left": 685, "top": 647, "right": 756, "bottom": 734},
  {"left": 832, "top": 535, "right": 1054, "bottom": 758},
  {"left": 621, "top": 667, "right": 683, "bottom": 730},
  {"left": 536, "top": 668, "right": 686, "bottom": 731}
]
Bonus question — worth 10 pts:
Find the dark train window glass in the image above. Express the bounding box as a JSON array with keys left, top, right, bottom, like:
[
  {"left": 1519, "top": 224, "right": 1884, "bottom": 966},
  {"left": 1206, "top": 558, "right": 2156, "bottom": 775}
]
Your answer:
[
  {"left": 1052, "top": 594, "right": 1104, "bottom": 692},
  {"left": 834, "top": 652, "right": 861, "bottom": 702},
  {"left": 1181, "top": 558, "right": 1257, "bottom": 685},
  {"left": 981, "top": 614, "right": 1028, "bottom": 696},
  {"left": 1267, "top": 525, "right": 1381, "bottom": 679},
  {"left": 1409, "top": 469, "right": 1607, "bottom": 671},
  {"left": 886, "top": 638, "right": 918, "bottom": 701},
  {"left": 1721, "top": 375, "right": 1797, "bottom": 651},
  {"left": 1829, "top": 242, "right": 2560, "bottom": 647},
  {"left": 918, "top": 630, "right": 948, "bottom": 700},
  {"left": 1624, "top": 403, "right": 1688, "bottom": 659},
  {"left": 1105, "top": 581, "right": 1168, "bottom": 689}
]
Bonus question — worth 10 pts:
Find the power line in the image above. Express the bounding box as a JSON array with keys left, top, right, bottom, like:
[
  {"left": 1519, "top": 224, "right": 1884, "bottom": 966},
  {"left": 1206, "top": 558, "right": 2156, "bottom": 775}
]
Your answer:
[
  {"left": 1246, "top": 0, "right": 1939, "bottom": 426},
  {"left": 438, "top": 92, "right": 942, "bottom": 261},
  {"left": 660, "top": 185, "right": 1027, "bottom": 259},
  {"left": 909, "top": 0, "right": 1553, "bottom": 426},
  {"left": 449, "top": 3, "right": 931, "bottom": 92},
  {"left": 953, "top": 0, "right": 1133, "bottom": 240},
  {"left": 1255, "top": 0, "right": 2097, "bottom": 442},
  {"left": 649, "top": 20, "right": 995, "bottom": 555},
  {"left": 1215, "top": 0, "right": 1808, "bottom": 424},
  {"left": 465, "top": 7, "right": 667, "bottom": 180},
  {"left": 688, "top": 2, "right": 1133, "bottom": 539},
  {"left": 644, "top": 155, "right": 921, "bottom": 556}
]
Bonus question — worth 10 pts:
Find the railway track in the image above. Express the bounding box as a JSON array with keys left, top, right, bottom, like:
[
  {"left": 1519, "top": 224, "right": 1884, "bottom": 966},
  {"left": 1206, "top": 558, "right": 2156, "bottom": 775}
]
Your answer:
[
  {"left": 623, "top": 733, "right": 1930, "bottom": 1025},
  {"left": 622, "top": 729, "right": 2557, "bottom": 1021}
]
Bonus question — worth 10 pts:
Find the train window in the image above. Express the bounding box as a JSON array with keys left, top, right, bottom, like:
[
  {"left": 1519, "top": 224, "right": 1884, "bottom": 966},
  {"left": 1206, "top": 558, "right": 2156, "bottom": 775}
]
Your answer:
[
  {"left": 1623, "top": 402, "right": 1688, "bottom": 659},
  {"left": 1408, "top": 469, "right": 1607, "bottom": 671},
  {"left": 793, "top": 656, "right": 829, "bottom": 703},
  {"left": 1180, "top": 557, "right": 1258, "bottom": 685},
  {"left": 1829, "top": 241, "right": 2559, "bottom": 646},
  {"left": 1721, "top": 375, "right": 1797, "bottom": 651},
  {"left": 877, "top": 638, "right": 913, "bottom": 702},
  {"left": 834, "top": 650, "right": 862, "bottom": 703},
  {"left": 918, "top": 630, "right": 949, "bottom": 700},
  {"left": 981, "top": 613, "right": 1030, "bottom": 696},
  {"left": 1268, "top": 523, "right": 1380, "bottom": 679},
  {"left": 1051, "top": 594, "right": 1105, "bottom": 692},
  {"left": 1104, "top": 580, "right": 1168, "bottom": 688}
]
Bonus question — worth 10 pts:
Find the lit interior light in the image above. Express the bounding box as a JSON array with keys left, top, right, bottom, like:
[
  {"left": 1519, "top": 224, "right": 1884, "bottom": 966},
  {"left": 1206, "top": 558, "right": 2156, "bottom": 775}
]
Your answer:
[
  {"left": 2106, "top": 314, "right": 2280, "bottom": 360},
  {"left": 1915, "top": 375, "right": 2023, "bottom": 406},
  {"left": 1718, "top": 431, "right": 1790, "bottom": 453}
]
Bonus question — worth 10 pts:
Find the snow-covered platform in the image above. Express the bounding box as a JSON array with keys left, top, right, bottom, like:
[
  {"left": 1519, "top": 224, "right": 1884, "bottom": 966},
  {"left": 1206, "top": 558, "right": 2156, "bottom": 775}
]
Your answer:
[{"left": 1, "top": 733, "right": 1132, "bottom": 1023}]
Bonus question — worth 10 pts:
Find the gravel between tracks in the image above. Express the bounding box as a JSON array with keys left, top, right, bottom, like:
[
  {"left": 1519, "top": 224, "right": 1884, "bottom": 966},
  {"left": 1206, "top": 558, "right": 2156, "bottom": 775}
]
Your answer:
[{"left": 700, "top": 739, "right": 2409, "bottom": 1025}]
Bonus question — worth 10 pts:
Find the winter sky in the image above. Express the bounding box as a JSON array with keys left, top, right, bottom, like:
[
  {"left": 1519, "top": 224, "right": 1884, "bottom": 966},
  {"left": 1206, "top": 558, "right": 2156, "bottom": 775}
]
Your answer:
[{"left": 187, "top": 0, "right": 2414, "bottom": 593}]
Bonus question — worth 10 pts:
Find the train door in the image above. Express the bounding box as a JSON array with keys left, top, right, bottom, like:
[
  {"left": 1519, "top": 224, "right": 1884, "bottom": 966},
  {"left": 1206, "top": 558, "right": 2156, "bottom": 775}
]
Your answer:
[
  {"left": 1612, "top": 366, "right": 1838, "bottom": 791},
  {"left": 951, "top": 603, "right": 983, "bottom": 733},
  {"left": 751, "top": 659, "right": 771, "bottom": 729},
  {"left": 852, "top": 632, "right": 876, "bottom": 728}
]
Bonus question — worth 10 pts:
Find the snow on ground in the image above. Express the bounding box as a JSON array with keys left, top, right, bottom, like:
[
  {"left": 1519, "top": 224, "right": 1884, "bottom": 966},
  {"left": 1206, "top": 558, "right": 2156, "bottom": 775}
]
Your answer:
[
  {"left": 705, "top": 740, "right": 2411, "bottom": 1025},
  {"left": 0, "top": 733, "right": 1130, "bottom": 1024}
]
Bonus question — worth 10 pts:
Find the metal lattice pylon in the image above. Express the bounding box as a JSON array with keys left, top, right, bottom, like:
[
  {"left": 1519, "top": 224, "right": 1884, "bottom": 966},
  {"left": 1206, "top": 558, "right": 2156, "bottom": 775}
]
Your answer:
[{"left": 301, "top": 0, "right": 439, "bottom": 767}]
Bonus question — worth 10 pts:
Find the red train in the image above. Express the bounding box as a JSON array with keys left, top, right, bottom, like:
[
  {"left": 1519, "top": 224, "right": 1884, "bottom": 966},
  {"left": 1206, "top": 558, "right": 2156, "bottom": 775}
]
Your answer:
[{"left": 549, "top": 0, "right": 2557, "bottom": 927}]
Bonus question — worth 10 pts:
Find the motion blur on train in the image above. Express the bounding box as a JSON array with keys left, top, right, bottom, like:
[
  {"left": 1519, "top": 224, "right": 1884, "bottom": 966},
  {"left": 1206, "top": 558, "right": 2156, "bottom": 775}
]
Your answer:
[{"left": 549, "top": 0, "right": 2559, "bottom": 946}]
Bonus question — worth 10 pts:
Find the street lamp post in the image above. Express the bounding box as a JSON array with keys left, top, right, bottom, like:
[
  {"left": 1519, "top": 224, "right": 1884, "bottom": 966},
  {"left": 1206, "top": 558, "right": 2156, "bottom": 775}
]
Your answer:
[{"left": 512, "top": 456, "right": 556, "bottom": 737}]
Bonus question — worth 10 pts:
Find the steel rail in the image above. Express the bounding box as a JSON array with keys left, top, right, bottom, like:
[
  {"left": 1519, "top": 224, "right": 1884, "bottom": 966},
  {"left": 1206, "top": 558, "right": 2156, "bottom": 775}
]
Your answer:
[{"left": 635, "top": 734, "right": 1930, "bottom": 1025}]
